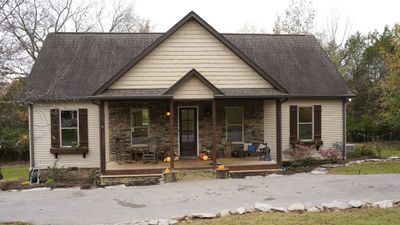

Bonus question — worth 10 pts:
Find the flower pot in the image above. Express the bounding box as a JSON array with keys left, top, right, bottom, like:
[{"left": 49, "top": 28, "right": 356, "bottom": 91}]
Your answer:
[{"left": 163, "top": 171, "right": 177, "bottom": 183}]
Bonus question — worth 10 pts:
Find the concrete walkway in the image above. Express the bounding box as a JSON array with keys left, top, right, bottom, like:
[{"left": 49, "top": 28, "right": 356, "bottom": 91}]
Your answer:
[{"left": 1, "top": 173, "right": 400, "bottom": 225}]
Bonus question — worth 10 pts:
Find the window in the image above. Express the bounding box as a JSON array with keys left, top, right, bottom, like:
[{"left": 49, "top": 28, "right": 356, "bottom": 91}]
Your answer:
[
  {"left": 60, "top": 110, "right": 78, "bottom": 147},
  {"left": 226, "top": 107, "right": 243, "bottom": 143},
  {"left": 298, "top": 106, "right": 313, "bottom": 141},
  {"left": 131, "top": 109, "right": 149, "bottom": 145}
]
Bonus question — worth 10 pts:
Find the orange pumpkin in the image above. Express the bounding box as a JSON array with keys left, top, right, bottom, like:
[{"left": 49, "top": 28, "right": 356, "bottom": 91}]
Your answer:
[
  {"left": 164, "top": 168, "right": 171, "bottom": 173},
  {"left": 217, "top": 164, "right": 225, "bottom": 170}
]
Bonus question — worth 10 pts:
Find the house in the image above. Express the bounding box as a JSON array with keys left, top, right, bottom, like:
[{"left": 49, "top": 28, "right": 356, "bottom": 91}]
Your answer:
[{"left": 22, "top": 12, "right": 354, "bottom": 176}]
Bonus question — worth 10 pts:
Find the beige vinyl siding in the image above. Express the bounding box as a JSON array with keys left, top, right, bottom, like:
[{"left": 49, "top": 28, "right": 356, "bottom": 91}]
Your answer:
[
  {"left": 110, "top": 20, "right": 272, "bottom": 89},
  {"left": 172, "top": 76, "right": 213, "bottom": 99},
  {"left": 32, "top": 102, "right": 100, "bottom": 168},
  {"left": 281, "top": 99, "right": 343, "bottom": 152},
  {"left": 263, "top": 100, "right": 277, "bottom": 160}
]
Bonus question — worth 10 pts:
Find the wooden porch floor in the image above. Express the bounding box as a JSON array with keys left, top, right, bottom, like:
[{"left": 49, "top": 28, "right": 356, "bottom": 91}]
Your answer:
[{"left": 106, "top": 156, "right": 277, "bottom": 171}]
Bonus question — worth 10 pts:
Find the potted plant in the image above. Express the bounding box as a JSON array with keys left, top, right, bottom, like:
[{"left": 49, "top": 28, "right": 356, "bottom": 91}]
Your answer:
[{"left": 199, "top": 144, "right": 211, "bottom": 160}]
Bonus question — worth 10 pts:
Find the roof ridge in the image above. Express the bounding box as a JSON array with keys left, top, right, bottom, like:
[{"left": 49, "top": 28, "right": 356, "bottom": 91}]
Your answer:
[{"left": 48, "top": 32, "right": 313, "bottom": 37}]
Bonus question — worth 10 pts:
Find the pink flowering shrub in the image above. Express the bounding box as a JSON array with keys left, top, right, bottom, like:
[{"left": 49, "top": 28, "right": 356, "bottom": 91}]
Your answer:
[
  {"left": 319, "top": 148, "right": 340, "bottom": 163},
  {"left": 284, "top": 144, "right": 313, "bottom": 163}
]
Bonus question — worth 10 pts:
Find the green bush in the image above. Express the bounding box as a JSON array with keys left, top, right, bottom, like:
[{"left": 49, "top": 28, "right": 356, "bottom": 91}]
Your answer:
[{"left": 349, "top": 144, "right": 377, "bottom": 158}]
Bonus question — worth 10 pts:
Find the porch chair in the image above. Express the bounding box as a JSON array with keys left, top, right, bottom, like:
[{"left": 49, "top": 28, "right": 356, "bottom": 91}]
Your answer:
[
  {"left": 142, "top": 137, "right": 160, "bottom": 163},
  {"left": 115, "top": 137, "right": 130, "bottom": 164}
]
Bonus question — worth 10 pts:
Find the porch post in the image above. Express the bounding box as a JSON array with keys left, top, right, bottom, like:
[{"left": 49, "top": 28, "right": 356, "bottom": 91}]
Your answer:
[
  {"left": 169, "top": 100, "right": 175, "bottom": 169},
  {"left": 99, "top": 100, "right": 106, "bottom": 174},
  {"left": 276, "top": 99, "right": 282, "bottom": 167},
  {"left": 212, "top": 99, "right": 217, "bottom": 169}
]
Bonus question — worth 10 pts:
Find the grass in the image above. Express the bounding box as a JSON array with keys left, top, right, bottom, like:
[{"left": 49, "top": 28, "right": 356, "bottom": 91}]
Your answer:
[
  {"left": 181, "top": 208, "right": 400, "bottom": 225},
  {"left": 377, "top": 143, "right": 400, "bottom": 157},
  {"left": 0, "top": 163, "right": 29, "bottom": 181},
  {"left": 175, "top": 169, "right": 216, "bottom": 181},
  {"left": 329, "top": 161, "right": 400, "bottom": 175}
]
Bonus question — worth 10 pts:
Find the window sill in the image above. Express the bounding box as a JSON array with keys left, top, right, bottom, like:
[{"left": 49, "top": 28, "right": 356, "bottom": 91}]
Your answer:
[
  {"left": 50, "top": 147, "right": 88, "bottom": 159},
  {"left": 290, "top": 140, "right": 324, "bottom": 149}
]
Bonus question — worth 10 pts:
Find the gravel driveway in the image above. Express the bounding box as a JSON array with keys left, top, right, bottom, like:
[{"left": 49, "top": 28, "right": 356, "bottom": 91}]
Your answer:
[{"left": 1, "top": 173, "right": 400, "bottom": 225}]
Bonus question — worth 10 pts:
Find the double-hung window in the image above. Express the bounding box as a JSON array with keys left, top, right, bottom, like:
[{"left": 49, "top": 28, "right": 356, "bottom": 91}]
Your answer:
[
  {"left": 226, "top": 107, "right": 243, "bottom": 143},
  {"left": 298, "top": 106, "right": 313, "bottom": 141},
  {"left": 60, "top": 110, "right": 78, "bottom": 147},
  {"left": 131, "top": 109, "right": 149, "bottom": 145}
]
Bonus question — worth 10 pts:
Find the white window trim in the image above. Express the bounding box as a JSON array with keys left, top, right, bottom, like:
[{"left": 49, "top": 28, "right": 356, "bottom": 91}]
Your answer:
[
  {"left": 130, "top": 108, "right": 150, "bottom": 147},
  {"left": 60, "top": 109, "right": 79, "bottom": 148},
  {"left": 226, "top": 106, "right": 244, "bottom": 144},
  {"left": 297, "top": 106, "right": 314, "bottom": 141}
]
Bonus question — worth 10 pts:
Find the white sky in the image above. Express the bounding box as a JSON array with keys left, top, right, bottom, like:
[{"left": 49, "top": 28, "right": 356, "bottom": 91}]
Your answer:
[{"left": 135, "top": 0, "right": 400, "bottom": 36}]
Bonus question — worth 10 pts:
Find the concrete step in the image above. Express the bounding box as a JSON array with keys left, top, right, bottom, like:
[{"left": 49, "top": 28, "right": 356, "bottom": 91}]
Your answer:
[{"left": 100, "top": 174, "right": 162, "bottom": 186}]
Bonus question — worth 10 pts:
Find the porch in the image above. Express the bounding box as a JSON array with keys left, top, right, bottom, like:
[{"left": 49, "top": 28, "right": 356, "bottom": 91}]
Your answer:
[{"left": 99, "top": 97, "right": 283, "bottom": 175}]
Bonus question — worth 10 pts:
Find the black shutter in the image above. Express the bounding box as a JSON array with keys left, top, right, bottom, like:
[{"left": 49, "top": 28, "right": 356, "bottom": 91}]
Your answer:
[
  {"left": 79, "top": 108, "right": 88, "bottom": 148},
  {"left": 289, "top": 105, "right": 297, "bottom": 144},
  {"left": 314, "top": 105, "right": 322, "bottom": 142},
  {"left": 50, "top": 109, "right": 60, "bottom": 148}
]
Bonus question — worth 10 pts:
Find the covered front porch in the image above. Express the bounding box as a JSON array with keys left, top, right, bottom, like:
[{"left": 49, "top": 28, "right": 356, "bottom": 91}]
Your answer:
[{"left": 99, "top": 97, "right": 282, "bottom": 175}]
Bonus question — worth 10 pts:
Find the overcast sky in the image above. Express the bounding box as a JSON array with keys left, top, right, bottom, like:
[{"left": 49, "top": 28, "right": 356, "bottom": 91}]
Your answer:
[{"left": 135, "top": 0, "right": 400, "bottom": 36}]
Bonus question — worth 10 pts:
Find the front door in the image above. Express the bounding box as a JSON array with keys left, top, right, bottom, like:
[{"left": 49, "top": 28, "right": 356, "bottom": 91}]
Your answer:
[{"left": 179, "top": 107, "right": 197, "bottom": 157}]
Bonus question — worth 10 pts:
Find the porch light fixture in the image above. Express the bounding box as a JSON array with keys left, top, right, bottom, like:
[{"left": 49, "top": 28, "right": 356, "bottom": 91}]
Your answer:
[
  {"left": 348, "top": 98, "right": 352, "bottom": 102},
  {"left": 166, "top": 111, "right": 171, "bottom": 116}
]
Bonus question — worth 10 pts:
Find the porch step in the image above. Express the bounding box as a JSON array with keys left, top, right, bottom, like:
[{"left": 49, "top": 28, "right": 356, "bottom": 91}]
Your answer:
[
  {"left": 229, "top": 168, "right": 282, "bottom": 178},
  {"left": 100, "top": 174, "right": 162, "bottom": 186}
]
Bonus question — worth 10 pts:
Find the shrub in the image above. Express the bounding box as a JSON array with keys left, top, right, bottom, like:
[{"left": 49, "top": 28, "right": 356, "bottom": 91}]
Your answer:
[
  {"left": 349, "top": 144, "right": 377, "bottom": 158},
  {"left": 319, "top": 148, "right": 340, "bottom": 163},
  {"left": 0, "top": 167, "right": 3, "bottom": 180},
  {"left": 284, "top": 144, "right": 313, "bottom": 163}
]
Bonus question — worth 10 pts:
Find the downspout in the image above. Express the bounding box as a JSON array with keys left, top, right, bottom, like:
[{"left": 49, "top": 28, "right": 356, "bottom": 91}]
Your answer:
[
  {"left": 28, "top": 103, "right": 35, "bottom": 168},
  {"left": 342, "top": 98, "right": 347, "bottom": 160}
]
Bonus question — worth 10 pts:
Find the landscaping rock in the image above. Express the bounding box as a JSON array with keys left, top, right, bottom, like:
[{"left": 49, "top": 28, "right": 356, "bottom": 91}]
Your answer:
[
  {"left": 218, "top": 210, "right": 230, "bottom": 218},
  {"left": 170, "top": 215, "right": 186, "bottom": 221},
  {"left": 307, "top": 206, "right": 321, "bottom": 212},
  {"left": 21, "top": 187, "right": 51, "bottom": 192},
  {"left": 348, "top": 200, "right": 366, "bottom": 208},
  {"left": 236, "top": 207, "right": 247, "bottom": 215},
  {"left": 288, "top": 203, "right": 305, "bottom": 212},
  {"left": 365, "top": 159, "right": 383, "bottom": 162},
  {"left": 190, "top": 213, "right": 217, "bottom": 219},
  {"left": 321, "top": 164, "right": 342, "bottom": 168},
  {"left": 254, "top": 202, "right": 272, "bottom": 212},
  {"left": 268, "top": 174, "right": 283, "bottom": 177},
  {"left": 388, "top": 156, "right": 400, "bottom": 160},
  {"left": 373, "top": 200, "right": 393, "bottom": 208},
  {"left": 310, "top": 167, "right": 327, "bottom": 175},
  {"left": 271, "top": 207, "right": 287, "bottom": 212},
  {"left": 321, "top": 201, "right": 351, "bottom": 210},
  {"left": 105, "top": 184, "right": 127, "bottom": 189}
]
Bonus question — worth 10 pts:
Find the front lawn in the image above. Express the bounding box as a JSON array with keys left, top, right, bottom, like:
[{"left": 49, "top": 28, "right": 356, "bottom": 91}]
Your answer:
[
  {"left": 182, "top": 208, "right": 400, "bottom": 225},
  {"left": 329, "top": 161, "right": 400, "bottom": 175},
  {"left": 0, "top": 163, "right": 29, "bottom": 181}
]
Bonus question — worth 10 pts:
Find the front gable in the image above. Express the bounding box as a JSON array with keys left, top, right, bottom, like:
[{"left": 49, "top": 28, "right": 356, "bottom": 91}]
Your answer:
[
  {"left": 103, "top": 12, "right": 285, "bottom": 93},
  {"left": 164, "top": 69, "right": 223, "bottom": 99}
]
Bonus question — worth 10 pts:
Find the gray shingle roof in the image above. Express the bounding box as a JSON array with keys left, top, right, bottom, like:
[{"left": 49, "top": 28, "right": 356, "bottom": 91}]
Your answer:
[{"left": 22, "top": 32, "right": 353, "bottom": 100}]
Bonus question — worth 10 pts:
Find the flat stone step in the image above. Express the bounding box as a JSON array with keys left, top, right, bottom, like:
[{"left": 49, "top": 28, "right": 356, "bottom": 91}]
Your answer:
[
  {"left": 100, "top": 174, "right": 162, "bottom": 186},
  {"left": 229, "top": 169, "right": 282, "bottom": 173},
  {"left": 100, "top": 174, "right": 162, "bottom": 178}
]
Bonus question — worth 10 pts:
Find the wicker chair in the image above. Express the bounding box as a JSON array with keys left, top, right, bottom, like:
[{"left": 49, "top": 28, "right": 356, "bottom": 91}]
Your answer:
[
  {"left": 142, "top": 137, "right": 160, "bottom": 163},
  {"left": 115, "top": 138, "right": 130, "bottom": 164}
]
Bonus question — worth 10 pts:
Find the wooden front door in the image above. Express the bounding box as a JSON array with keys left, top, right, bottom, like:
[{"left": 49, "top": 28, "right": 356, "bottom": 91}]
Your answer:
[{"left": 179, "top": 107, "right": 197, "bottom": 157}]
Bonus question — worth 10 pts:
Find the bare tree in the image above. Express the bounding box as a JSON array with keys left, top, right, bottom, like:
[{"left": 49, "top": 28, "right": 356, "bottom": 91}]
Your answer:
[
  {"left": 273, "top": 0, "right": 316, "bottom": 34},
  {"left": 0, "top": 0, "right": 152, "bottom": 79},
  {"left": 238, "top": 21, "right": 265, "bottom": 33}
]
